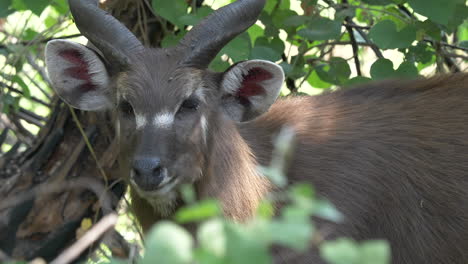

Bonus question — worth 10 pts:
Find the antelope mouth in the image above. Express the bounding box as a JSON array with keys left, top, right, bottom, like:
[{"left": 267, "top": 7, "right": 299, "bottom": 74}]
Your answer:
[{"left": 130, "top": 172, "right": 180, "bottom": 196}]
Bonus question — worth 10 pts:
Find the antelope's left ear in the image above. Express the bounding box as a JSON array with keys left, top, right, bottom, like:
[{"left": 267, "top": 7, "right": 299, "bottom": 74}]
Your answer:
[{"left": 220, "top": 60, "right": 284, "bottom": 122}]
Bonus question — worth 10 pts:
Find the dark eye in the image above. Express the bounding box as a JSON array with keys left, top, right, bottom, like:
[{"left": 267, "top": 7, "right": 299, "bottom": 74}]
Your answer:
[
  {"left": 119, "top": 100, "right": 134, "bottom": 116},
  {"left": 180, "top": 97, "right": 199, "bottom": 111}
]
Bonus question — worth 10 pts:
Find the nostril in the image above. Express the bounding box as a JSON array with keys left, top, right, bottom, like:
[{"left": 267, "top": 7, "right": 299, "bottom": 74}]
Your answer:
[{"left": 131, "top": 156, "right": 167, "bottom": 188}]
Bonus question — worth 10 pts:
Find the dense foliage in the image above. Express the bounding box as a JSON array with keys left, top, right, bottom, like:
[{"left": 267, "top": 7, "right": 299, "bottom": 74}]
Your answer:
[{"left": 0, "top": 0, "right": 466, "bottom": 263}]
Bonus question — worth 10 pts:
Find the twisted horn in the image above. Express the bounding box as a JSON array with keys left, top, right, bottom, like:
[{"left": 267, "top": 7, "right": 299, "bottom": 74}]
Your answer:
[
  {"left": 177, "top": 0, "right": 266, "bottom": 68},
  {"left": 68, "top": 0, "right": 144, "bottom": 70}
]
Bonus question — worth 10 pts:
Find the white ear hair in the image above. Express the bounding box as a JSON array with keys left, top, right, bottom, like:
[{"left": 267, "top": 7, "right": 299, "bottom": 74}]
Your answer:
[
  {"left": 45, "top": 39, "right": 112, "bottom": 111},
  {"left": 220, "top": 59, "right": 284, "bottom": 122}
]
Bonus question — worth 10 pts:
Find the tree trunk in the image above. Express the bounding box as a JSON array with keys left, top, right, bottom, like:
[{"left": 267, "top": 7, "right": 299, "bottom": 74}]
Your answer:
[{"left": 0, "top": 0, "right": 170, "bottom": 261}]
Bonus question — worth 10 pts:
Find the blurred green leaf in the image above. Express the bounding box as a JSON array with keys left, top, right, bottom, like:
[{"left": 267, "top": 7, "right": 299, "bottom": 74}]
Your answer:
[
  {"left": 360, "top": 240, "right": 391, "bottom": 264},
  {"left": 313, "top": 199, "right": 344, "bottom": 222},
  {"left": 197, "top": 219, "right": 226, "bottom": 258},
  {"left": 369, "top": 20, "right": 416, "bottom": 49},
  {"left": 0, "top": 0, "right": 13, "bottom": 17},
  {"left": 143, "top": 221, "right": 193, "bottom": 264},
  {"left": 320, "top": 238, "right": 360, "bottom": 264},
  {"left": 224, "top": 223, "right": 271, "bottom": 264},
  {"left": 20, "top": 0, "right": 49, "bottom": 15},
  {"left": 11, "top": 0, "right": 26, "bottom": 11},
  {"left": 12, "top": 76, "right": 30, "bottom": 99},
  {"left": 298, "top": 17, "right": 342, "bottom": 41},
  {"left": 269, "top": 218, "right": 314, "bottom": 251},
  {"left": 22, "top": 28, "right": 38, "bottom": 41},
  {"left": 51, "top": 0, "right": 68, "bottom": 14},
  {"left": 175, "top": 199, "right": 221, "bottom": 223},
  {"left": 361, "top": 0, "right": 393, "bottom": 4},
  {"left": 460, "top": 41, "right": 468, "bottom": 49}
]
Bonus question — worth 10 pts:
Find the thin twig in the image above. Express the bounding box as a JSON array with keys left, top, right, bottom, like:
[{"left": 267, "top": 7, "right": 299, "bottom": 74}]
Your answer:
[
  {"left": 1, "top": 82, "right": 51, "bottom": 107},
  {"left": 50, "top": 213, "right": 119, "bottom": 264},
  {"left": 342, "top": 0, "right": 362, "bottom": 76},
  {"left": 0, "top": 34, "right": 81, "bottom": 49}
]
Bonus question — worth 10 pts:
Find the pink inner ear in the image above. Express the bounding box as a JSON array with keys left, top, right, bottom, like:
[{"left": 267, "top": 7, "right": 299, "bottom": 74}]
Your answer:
[
  {"left": 236, "top": 67, "right": 272, "bottom": 105},
  {"left": 59, "top": 49, "right": 96, "bottom": 92}
]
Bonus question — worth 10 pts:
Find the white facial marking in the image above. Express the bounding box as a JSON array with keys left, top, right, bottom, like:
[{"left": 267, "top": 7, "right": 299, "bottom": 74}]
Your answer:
[
  {"left": 200, "top": 115, "right": 208, "bottom": 143},
  {"left": 153, "top": 111, "right": 174, "bottom": 128},
  {"left": 135, "top": 114, "right": 148, "bottom": 129}
]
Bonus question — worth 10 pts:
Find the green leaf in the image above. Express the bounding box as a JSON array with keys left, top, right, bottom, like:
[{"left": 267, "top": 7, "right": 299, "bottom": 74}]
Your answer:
[
  {"left": 280, "top": 61, "right": 306, "bottom": 80},
  {"left": 0, "top": 0, "right": 13, "bottom": 17},
  {"left": 21, "top": 0, "right": 49, "bottom": 16},
  {"left": 307, "top": 70, "right": 332, "bottom": 89},
  {"left": 178, "top": 6, "right": 213, "bottom": 26},
  {"left": 290, "top": 183, "right": 314, "bottom": 199},
  {"left": 152, "top": 0, "right": 188, "bottom": 27},
  {"left": 247, "top": 24, "right": 264, "bottom": 46},
  {"left": 395, "top": 61, "right": 418, "bottom": 78},
  {"left": 460, "top": 41, "right": 468, "bottom": 49},
  {"left": 51, "top": 0, "right": 68, "bottom": 14},
  {"left": 161, "top": 32, "right": 185, "bottom": 48},
  {"left": 272, "top": 9, "right": 298, "bottom": 34},
  {"left": 269, "top": 219, "right": 314, "bottom": 251},
  {"left": 197, "top": 219, "right": 226, "bottom": 257},
  {"left": 370, "top": 58, "right": 395, "bottom": 80},
  {"left": 221, "top": 33, "right": 251, "bottom": 62},
  {"left": 369, "top": 20, "right": 416, "bottom": 49},
  {"left": 175, "top": 199, "right": 221, "bottom": 223},
  {"left": 250, "top": 46, "right": 281, "bottom": 62},
  {"left": 22, "top": 28, "right": 38, "bottom": 41},
  {"left": 283, "top": 15, "right": 309, "bottom": 28},
  {"left": 209, "top": 55, "right": 230, "bottom": 72},
  {"left": 315, "top": 57, "right": 351, "bottom": 85},
  {"left": 360, "top": 0, "right": 393, "bottom": 5},
  {"left": 415, "top": 20, "right": 442, "bottom": 41},
  {"left": 447, "top": 3, "right": 468, "bottom": 31},
  {"left": 406, "top": 42, "right": 433, "bottom": 64},
  {"left": 12, "top": 76, "right": 30, "bottom": 99},
  {"left": 360, "top": 240, "right": 391, "bottom": 264},
  {"left": 313, "top": 199, "right": 344, "bottom": 223},
  {"left": 320, "top": 238, "right": 360, "bottom": 264},
  {"left": 224, "top": 223, "right": 271, "bottom": 264},
  {"left": 11, "top": 0, "right": 26, "bottom": 11},
  {"left": 143, "top": 221, "right": 193, "bottom": 264},
  {"left": 346, "top": 76, "right": 372, "bottom": 86},
  {"left": 407, "top": 0, "right": 463, "bottom": 26},
  {"left": 298, "top": 17, "right": 342, "bottom": 41}
]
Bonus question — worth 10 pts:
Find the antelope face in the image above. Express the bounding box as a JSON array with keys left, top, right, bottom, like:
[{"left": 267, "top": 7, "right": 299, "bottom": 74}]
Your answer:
[{"left": 45, "top": 0, "right": 283, "bottom": 211}]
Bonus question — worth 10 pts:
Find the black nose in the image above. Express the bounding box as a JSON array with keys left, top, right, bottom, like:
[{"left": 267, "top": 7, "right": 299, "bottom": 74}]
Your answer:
[{"left": 131, "top": 156, "right": 166, "bottom": 190}]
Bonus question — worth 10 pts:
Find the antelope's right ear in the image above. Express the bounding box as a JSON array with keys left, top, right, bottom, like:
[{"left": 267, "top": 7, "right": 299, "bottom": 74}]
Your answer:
[{"left": 45, "top": 40, "right": 112, "bottom": 111}]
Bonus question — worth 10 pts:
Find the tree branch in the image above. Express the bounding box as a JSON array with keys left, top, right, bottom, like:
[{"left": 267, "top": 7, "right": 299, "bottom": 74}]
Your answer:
[{"left": 0, "top": 34, "right": 81, "bottom": 50}]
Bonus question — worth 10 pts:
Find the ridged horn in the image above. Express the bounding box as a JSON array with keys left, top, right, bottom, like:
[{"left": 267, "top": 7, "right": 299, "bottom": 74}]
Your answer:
[
  {"left": 177, "top": 0, "right": 266, "bottom": 68},
  {"left": 68, "top": 0, "right": 144, "bottom": 70}
]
